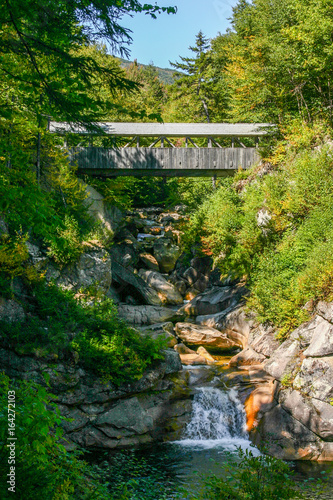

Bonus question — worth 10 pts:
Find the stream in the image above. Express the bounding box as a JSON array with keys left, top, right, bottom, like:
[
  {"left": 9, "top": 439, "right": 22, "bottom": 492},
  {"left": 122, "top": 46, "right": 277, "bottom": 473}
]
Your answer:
[
  {"left": 89, "top": 359, "right": 333, "bottom": 498},
  {"left": 106, "top": 207, "right": 333, "bottom": 498}
]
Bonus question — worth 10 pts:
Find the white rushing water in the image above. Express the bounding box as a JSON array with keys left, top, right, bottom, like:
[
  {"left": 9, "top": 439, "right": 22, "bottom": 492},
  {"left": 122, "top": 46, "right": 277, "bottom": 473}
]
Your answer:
[{"left": 175, "top": 386, "right": 251, "bottom": 450}]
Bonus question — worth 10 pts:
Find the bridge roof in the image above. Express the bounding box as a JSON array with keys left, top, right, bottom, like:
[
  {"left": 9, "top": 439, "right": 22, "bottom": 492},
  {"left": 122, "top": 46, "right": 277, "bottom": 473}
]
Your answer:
[{"left": 49, "top": 122, "right": 274, "bottom": 137}]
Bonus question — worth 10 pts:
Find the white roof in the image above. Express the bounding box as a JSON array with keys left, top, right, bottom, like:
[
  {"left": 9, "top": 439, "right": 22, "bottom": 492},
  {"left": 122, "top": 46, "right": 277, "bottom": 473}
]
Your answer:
[{"left": 49, "top": 122, "right": 274, "bottom": 137}]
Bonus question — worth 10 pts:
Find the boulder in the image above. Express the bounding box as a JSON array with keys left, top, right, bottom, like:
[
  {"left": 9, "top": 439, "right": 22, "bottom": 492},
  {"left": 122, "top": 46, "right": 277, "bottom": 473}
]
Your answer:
[
  {"left": 316, "top": 301, "right": 333, "bottom": 323},
  {"left": 138, "top": 270, "right": 183, "bottom": 305},
  {"left": 197, "top": 346, "right": 215, "bottom": 364},
  {"left": 112, "top": 261, "right": 162, "bottom": 306},
  {"left": 182, "top": 285, "right": 247, "bottom": 316},
  {"left": 173, "top": 345, "right": 208, "bottom": 365},
  {"left": 0, "top": 298, "right": 25, "bottom": 323},
  {"left": 249, "top": 326, "right": 280, "bottom": 357},
  {"left": 175, "top": 322, "right": 238, "bottom": 351},
  {"left": 153, "top": 238, "right": 181, "bottom": 273},
  {"left": 80, "top": 182, "right": 124, "bottom": 235},
  {"left": 109, "top": 243, "right": 138, "bottom": 269},
  {"left": 178, "top": 353, "right": 209, "bottom": 366},
  {"left": 139, "top": 253, "right": 160, "bottom": 272},
  {"left": 196, "top": 305, "right": 252, "bottom": 349},
  {"left": 117, "top": 305, "right": 185, "bottom": 325},
  {"left": 174, "top": 343, "right": 196, "bottom": 355},
  {"left": 95, "top": 397, "right": 154, "bottom": 436},
  {"left": 229, "top": 346, "right": 266, "bottom": 367},
  {"left": 45, "top": 247, "right": 112, "bottom": 294}
]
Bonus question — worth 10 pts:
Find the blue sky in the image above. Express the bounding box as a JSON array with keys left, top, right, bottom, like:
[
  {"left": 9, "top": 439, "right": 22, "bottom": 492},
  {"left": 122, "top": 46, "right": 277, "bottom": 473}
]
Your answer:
[{"left": 117, "top": 0, "right": 237, "bottom": 69}]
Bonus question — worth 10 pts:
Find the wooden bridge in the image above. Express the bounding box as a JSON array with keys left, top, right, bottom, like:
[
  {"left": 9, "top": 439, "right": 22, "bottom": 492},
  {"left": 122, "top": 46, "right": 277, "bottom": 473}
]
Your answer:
[{"left": 49, "top": 122, "right": 274, "bottom": 177}]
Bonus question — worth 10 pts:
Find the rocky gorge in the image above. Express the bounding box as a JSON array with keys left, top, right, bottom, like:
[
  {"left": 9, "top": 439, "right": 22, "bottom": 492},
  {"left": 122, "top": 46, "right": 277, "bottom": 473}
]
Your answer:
[{"left": 1, "top": 184, "right": 333, "bottom": 462}]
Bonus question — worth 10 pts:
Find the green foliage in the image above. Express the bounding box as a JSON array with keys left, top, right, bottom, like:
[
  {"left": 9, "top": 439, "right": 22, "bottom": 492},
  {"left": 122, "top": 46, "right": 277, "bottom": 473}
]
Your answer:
[
  {"left": 0, "top": 373, "right": 110, "bottom": 500},
  {"left": 195, "top": 447, "right": 327, "bottom": 500},
  {"left": 185, "top": 123, "right": 333, "bottom": 336},
  {"left": 0, "top": 282, "right": 166, "bottom": 385},
  {"left": 46, "top": 215, "right": 84, "bottom": 266},
  {"left": 106, "top": 451, "right": 177, "bottom": 499}
]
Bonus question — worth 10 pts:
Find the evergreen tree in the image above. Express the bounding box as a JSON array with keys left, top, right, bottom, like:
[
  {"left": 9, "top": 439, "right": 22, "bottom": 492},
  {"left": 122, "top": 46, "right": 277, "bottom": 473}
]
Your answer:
[{"left": 169, "top": 31, "right": 213, "bottom": 122}]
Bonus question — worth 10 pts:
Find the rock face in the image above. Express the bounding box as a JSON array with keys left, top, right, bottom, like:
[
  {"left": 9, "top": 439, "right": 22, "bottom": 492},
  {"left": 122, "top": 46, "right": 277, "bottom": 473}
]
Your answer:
[
  {"left": 0, "top": 347, "right": 192, "bottom": 449},
  {"left": 235, "top": 304, "right": 333, "bottom": 461},
  {"left": 46, "top": 247, "right": 112, "bottom": 294},
  {"left": 175, "top": 322, "right": 238, "bottom": 351},
  {"left": 81, "top": 181, "right": 124, "bottom": 235}
]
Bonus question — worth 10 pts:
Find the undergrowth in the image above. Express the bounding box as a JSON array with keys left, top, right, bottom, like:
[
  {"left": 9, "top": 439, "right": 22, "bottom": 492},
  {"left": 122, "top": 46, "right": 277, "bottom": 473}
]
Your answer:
[
  {"left": 0, "top": 281, "right": 166, "bottom": 385},
  {"left": 184, "top": 120, "right": 333, "bottom": 338}
]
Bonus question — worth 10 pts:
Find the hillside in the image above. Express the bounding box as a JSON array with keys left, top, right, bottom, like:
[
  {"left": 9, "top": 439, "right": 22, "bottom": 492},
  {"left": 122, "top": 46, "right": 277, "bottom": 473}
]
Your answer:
[{"left": 117, "top": 57, "right": 175, "bottom": 85}]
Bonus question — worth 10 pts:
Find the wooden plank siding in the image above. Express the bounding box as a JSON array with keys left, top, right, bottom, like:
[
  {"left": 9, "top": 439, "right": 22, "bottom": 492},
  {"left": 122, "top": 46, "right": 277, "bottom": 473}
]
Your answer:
[{"left": 67, "top": 146, "right": 260, "bottom": 177}]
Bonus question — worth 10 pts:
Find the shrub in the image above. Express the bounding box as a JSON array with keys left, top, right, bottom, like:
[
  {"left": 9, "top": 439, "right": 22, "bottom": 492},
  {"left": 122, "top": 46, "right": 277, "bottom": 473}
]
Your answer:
[
  {"left": 197, "top": 447, "right": 328, "bottom": 500},
  {"left": 0, "top": 373, "right": 110, "bottom": 500}
]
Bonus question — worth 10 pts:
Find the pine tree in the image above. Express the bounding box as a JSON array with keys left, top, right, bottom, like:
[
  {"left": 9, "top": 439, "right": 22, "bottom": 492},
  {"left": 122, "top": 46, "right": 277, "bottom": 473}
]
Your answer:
[{"left": 169, "top": 31, "right": 213, "bottom": 122}]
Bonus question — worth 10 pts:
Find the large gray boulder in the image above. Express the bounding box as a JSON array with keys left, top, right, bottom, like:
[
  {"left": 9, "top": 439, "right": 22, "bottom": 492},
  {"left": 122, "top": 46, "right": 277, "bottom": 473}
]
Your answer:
[
  {"left": 112, "top": 261, "right": 162, "bottom": 306},
  {"left": 303, "top": 315, "right": 333, "bottom": 357},
  {"left": 153, "top": 238, "right": 181, "bottom": 273},
  {"left": 316, "top": 301, "right": 333, "bottom": 323},
  {"left": 182, "top": 285, "right": 247, "bottom": 316},
  {"left": 175, "top": 322, "right": 238, "bottom": 351},
  {"left": 138, "top": 269, "right": 183, "bottom": 305},
  {"left": 263, "top": 338, "right": 301, "bottom": 381},
  {"left": 117, "top": 305, "right": 185, "bottom": 325},
  {"left": 196, "top": 305, "right": 252, "bottom": 349},
  {"left": 80, "top": 181, "right": 124, "bottom": 235}
]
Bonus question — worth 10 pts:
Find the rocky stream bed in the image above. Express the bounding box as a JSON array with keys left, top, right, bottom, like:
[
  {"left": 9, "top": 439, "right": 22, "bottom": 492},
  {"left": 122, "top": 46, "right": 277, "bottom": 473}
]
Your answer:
[{"left": 1, "top": 188, "right": 333, "bottom": 465}]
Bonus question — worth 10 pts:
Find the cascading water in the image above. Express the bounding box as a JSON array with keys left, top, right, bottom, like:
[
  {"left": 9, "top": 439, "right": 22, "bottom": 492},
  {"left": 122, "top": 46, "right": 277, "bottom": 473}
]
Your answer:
[{"left": 177, "top": 386, "right": 250, "bottom": 449}]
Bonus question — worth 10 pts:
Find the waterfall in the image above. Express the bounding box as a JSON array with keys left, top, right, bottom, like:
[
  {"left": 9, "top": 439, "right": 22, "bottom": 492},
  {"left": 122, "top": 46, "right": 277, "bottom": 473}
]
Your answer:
[{"left": 177, "top": 387, "right": 249, "bottom": 448}]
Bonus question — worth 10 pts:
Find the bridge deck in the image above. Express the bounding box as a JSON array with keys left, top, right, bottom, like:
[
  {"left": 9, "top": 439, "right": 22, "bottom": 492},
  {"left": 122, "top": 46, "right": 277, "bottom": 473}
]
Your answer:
[{"left": 69, "top": 146, "right": 260, "bottom": 177}]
